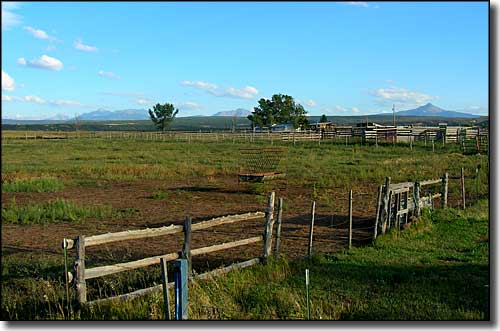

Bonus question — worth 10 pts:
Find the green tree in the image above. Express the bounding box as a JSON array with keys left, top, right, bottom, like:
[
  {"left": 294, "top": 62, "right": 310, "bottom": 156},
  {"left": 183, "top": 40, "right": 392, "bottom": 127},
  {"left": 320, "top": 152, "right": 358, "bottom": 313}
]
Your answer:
[
  {"left": 247, "top": 94, "right": 309, "bottom": 130},
  {"left": 320, "top": 114, "right": 328, "bottom": 123},
  {"left": 148, "top": 103, "right": 179, "bottom": 131}
]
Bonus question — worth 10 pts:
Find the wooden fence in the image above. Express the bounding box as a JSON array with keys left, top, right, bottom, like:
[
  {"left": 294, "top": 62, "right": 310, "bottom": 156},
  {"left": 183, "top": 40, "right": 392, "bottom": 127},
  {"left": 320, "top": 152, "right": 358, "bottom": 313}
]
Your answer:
[
  {"left": 373, "top": 174, "right": 449, "bottom": 240},
  {"left": 62, "top": 192, "right": 284, "bottom": 307},
  {"left": 3, "top": 128, "right": 488, "bottom": 150}
]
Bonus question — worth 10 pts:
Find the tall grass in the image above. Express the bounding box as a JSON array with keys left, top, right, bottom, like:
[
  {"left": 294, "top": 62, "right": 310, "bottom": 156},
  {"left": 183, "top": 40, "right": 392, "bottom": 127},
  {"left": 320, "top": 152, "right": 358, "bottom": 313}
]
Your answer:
[
  {"left": 2, "top": 177, "right": 64, "bottom": 193},
  {"left": 2, "top": 198, "right": 113, "bottom": 224}
]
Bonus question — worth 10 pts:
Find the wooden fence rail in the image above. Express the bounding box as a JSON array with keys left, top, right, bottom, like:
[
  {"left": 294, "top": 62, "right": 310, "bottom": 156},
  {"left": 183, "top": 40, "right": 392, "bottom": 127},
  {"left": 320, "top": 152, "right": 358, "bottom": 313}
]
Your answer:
[
  {"left": 63, "top": 199, "right": 276, "bottom": 306},
  {"left": 375, "top": 173, "right": 449, "bottom": 238}
]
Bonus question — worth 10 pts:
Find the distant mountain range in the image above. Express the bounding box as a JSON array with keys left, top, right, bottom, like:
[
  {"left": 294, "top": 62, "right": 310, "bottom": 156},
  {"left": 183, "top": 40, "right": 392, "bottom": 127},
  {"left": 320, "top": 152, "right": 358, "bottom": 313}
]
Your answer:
[
  {"left": 392, "top": 103, "right": 480, "bottom": 118},
  {"left": 212, "top": 108, "right": 251, "bottom": 117},
  {"left": 2, "top": 103, "right": 482, "bottom": 124},
  {"left": 76, "top": 109, "right": 149, "bottom": 121}
]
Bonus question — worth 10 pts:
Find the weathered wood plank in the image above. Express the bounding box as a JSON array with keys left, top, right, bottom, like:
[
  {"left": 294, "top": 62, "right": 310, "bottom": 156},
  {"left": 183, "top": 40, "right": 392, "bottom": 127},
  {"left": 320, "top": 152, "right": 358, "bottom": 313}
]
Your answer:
[
  {"left": 373, "top": 185, "right": 383, "bottom": 242},
  {"left": 262, "top": 192, "right": 276, "bottom": 263},
  {"left": 86, "top": 258, "right": 261, "bottom": 306},
  {"left": 85, "top": 252, "right": 180, "bottom": 280},
  {"left": 307, "top": 201, "right": 316, "bottom": 257},
  {"left": 75, "top": 236, "right": 87, "bottom": 305},
  {"left": 273, "top": 197, "right": 284, "bottom": 257},
  {"left": 389, "top": 181, "right": 413, "bottom": 191},
  {"left": 348, "top": 190, "right": 353, "bottom": 249},
  {"left": 194, "top": 258, "right": 261, "bottom": 281},
  {"left": 191, "top": 236, "right": 262, "bottom": 256},
  {"left": 182, "top": 217, "right": 192, "bottom": 275},
  {"left": 420, "top": 178, "right": 442, "bottom": 186},
  {"left": 82, "top": 212, "right": 264, "bottom": 248},
  {"left": 160, "top": 257, "right": 171, "bottom": 320}
]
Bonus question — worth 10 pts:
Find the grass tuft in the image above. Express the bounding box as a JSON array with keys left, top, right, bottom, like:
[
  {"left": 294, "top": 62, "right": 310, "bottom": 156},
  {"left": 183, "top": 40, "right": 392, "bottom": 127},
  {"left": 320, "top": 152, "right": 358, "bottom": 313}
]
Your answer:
[
  {"left": 2, "top": 198, "right": 113, "bottom": 224},
  {"left": 2, "top": 177, "right": 64, "bottom": 193}
]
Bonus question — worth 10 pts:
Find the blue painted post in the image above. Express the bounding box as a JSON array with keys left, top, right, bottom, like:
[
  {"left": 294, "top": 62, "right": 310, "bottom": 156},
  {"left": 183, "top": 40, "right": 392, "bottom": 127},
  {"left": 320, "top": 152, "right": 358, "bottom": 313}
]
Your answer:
[{"left": 174, "top": 259, "right": 188, "bottom": 320}]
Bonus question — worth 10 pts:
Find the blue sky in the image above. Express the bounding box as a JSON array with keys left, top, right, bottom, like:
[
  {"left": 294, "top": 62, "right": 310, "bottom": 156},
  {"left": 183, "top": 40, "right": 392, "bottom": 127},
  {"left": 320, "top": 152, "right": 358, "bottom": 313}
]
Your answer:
[{"left": 1, "top": 1, "right": 489, "bottom": 119}]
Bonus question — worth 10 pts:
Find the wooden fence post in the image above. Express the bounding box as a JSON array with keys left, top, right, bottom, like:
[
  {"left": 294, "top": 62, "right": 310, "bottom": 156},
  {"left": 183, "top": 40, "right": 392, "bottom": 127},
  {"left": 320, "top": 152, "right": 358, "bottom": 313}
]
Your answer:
[
  {"left": 348, "top": 190, "right": 353, "bottom": 250},
  {"left": 373, "top": 185, "right": 383, "bottom": 242},
  {"left": 273, "top": 197, "right": 283, "bottom": 257},
  {"left": 461, "top": 167, "right": 466, "bottom": 209},
  {"left": 262, "top": 192, "right": 276, "bottom": 263},
  {"left": 380, "top": 177, "right": 391, "bottom": 234},
  {"left": 414, "top": 181, "right": 421, "bottom": 218},
  {"left": 74, "top": 235, "right": 87, "bottom": 305},
  {"left": 441, "top": 172, "right": 449, "bottom": 208},
  {"left": 476, "top": 165, "right": 480, "bottom": 202},
  {"left": 182, "top": 217, "right": 192, "bottom": 275},
  {"left": 307, "top": 201, "right": 316, "bottom": 257},
  {"left": 160, "top": 257, "right": 171, "bottom": 320},
  {"left": 386, "top": 191, "right": 393, "bottom": 230}
]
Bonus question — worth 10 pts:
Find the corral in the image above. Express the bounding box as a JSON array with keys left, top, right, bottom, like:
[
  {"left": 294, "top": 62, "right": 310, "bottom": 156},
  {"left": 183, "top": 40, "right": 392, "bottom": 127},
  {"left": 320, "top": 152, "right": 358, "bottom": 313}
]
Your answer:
[{"left": 1, "top": 131, "right": 489, "bottom": 319}]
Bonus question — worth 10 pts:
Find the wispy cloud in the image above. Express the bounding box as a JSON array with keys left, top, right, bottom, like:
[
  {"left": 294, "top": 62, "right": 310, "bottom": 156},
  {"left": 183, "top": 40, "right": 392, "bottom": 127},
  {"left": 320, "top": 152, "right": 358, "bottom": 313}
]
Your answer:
[
  {"left": 2, "top": 94, "right": 45, "bottom": 105},
  {"left": 2, "top": 70, "right": 16, "bottom": 91},
  {"left": 136, "top": 98, "right": 152, "bottom": 106},
  {"left": 24, "top": 26, "right": 58, "bottom": 41},
  {"left": 49, "top": 99, "right": 84, "bottom": 107},
  {"left": 17, "top": 55, "right": 64, "bottom": 71},
  {"left": 74, "top": 39, "right": 98, "bottom": 52},
  {"left": 372, "top": 86, "right": 438, "bottom": 107},
  {"left": 98, "top": 70, "right": 121, "bottom": 80},
  {"left": 302, "top": 99, "right": 317, "bottom": 107},
  {"left": 2, "top": 94, "right": 86, "bottom": 108},
  {"left": 23, "top": 95, "right": 46, "bottom": 104},
  {"left": 180, "top": 80, "right": 258, "bottom": 99},
  {"left": 2, "top": 2, "right": 22, "bottom": 30},
  {"left": 346, "top": 2, "right": 379, "bottom": 8},
  {"left": 2, "top": 95, "right": 21, "bottom": 102},
  {"left": 178, "top": 101, "right": 202, "bottom": 110},
  {"left": 322, "top": 105, "right": 361, "bottom": 115}
]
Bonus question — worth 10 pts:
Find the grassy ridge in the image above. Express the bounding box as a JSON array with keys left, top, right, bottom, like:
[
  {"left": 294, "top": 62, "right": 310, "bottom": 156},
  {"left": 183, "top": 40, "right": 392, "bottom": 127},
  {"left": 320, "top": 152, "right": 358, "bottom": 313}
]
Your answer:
[{"left": 2, "top": 201, "right": 488, "bottom": 320}]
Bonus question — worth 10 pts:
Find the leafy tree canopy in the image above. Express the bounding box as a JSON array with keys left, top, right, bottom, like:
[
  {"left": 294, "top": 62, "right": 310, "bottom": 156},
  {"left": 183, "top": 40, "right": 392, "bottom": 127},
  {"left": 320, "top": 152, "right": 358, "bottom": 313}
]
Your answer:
[
  {"left": 247, "top": 94, "right": 309, "bottom": 130},
  {"left": 320, "top": 114, "right": 328, "bottom": 123},
  {"left": 148, "top": 103, "right": 179, "bottom": 131}
]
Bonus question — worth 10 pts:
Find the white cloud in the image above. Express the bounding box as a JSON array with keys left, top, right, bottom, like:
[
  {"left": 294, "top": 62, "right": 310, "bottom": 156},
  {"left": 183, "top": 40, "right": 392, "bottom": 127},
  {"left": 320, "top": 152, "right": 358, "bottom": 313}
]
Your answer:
[
  {"left": 372, "top": 86, "right": 438, "bottom": 107},
  {"left": 347, "top": 2, "right": 369, "bottom": 7},
  {"left": 180, "top": 80, "right": 258, "bottom": 99},
  {"left": 49, "top": 99, "right": 83, "bottom": 107},
  {"left": 346, "top": 2, "right": 379, "bottom": 8},
  {"left": 74, "top": 39, "right": 98, "bottom": 52},
  {"left": 180, "top": 80, "right": 218, "bottom": 91},
  {"left": 2, "top": 70, "right": 15, "bottom": 91},
  {"left": 136, "top": 98, "right": 151, "bottom": 106},
  {"left": 2, "top": 95, "right": 21, "bottom": 102},
  {"left": 351, "top": 107, "right": 360, "bottom": 114},
  {"left": 98, "top": 70, "right": 121, "bottom": 80},
  {"left": 17, "top": 55, "right": 63, "bottom": 71},
  {"left": 178, "top": 101, "right": 201, "bottom": 110},
  {"left": 23, "top": 95, "right": 45, "bottom": 104},
  {"left": 23, "top": 26, "right": 57, "bottom": 41},
  {"left": 303, "top": 99, "right": 317, "bottom": 107},
  {"left": 223, "top": 86, "right": 258, "bottom": 99},
  {"left": 2, "top": 2, "right": 22, "bottom": 30}
]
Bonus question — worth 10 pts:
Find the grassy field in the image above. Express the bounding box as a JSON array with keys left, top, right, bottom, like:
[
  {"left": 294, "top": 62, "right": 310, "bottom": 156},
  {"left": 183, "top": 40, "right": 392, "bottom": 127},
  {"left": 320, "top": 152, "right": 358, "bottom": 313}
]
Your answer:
[
  {"left": 2, "top": 200, "right": 489, "bottom": 320},
  {"left": 1, "top": 134, "right": 489, "bottom": 320}
]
